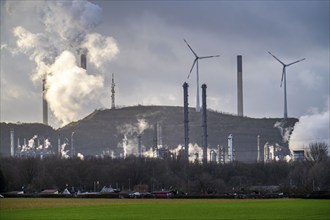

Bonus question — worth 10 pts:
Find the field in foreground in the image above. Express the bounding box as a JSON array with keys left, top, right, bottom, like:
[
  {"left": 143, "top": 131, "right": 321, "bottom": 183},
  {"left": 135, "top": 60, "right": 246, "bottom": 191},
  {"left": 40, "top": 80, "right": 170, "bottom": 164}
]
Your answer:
[{"left": 0, "top": 198, "right": 329, "bottom": 220}]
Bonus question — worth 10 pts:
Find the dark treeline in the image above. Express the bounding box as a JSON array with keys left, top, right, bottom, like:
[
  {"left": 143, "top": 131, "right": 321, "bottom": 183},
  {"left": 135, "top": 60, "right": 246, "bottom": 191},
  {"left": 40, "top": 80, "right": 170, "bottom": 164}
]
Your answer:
[{"left": 1, "top": 155, "right": 329, "bottom": 195}]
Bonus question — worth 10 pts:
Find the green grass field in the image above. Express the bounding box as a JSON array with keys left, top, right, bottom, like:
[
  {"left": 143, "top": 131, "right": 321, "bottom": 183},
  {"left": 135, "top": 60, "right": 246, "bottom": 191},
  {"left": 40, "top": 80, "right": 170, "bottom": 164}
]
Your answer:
[{"left": 0, "top": 198, "right": 329, "bottom": 220}]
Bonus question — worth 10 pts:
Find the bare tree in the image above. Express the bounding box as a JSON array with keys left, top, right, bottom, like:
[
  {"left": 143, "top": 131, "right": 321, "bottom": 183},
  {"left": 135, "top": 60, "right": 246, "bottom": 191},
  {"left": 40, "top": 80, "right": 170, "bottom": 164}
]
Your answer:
[{"left": 306, "top": 142, "right": 329, "bottom": 162}]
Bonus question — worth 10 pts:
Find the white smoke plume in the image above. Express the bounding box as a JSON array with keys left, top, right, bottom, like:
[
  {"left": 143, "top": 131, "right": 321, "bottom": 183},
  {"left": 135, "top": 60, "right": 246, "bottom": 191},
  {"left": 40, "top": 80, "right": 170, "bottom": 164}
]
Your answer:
[
  {"left": 82, "top": 33, "right": 119, "bottom": 69},
  {"left": 60, "top": 143, "right": 70, "bottom": 159},
  {"left": 39, "top": 0, "right": 102, "bottom": 46},
  {"left": 46, "top": 50, "right": 104, "bottom": 125},
  {"left": 77, "top": 153, "right": 84, "bottom": 160},
  {"left": 117, "top": 118, "right": 150, "bottom": 157},
  {"left": 289, "top": 105, "right": 330, "bottom": 154},
  {"left": 274, "top": 120, "right": 293, "bottom": 143},
  {"left": 10, "top": 0, "right": 119, "bottom": 126}
]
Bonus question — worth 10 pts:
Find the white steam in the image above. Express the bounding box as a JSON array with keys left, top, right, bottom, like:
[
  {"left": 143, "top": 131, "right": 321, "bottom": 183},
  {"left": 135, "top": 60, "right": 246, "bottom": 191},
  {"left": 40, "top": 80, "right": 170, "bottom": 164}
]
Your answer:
[
  {"left": 117, "top": 118, "right": 150, "bottom": 157},
  {"left": 46, "top": 51, "right": 104, "bottom": 125},
  {"left": 82, "top": 33, "right": 119, "bottom": 69},
  {"left": 289, "top": 104, "right": 330, "bottom": 154},
  {"left": 11, "top": 0, "right": 119, "bottom": 126},
  {"left": 274, "top": 120, "right": 293, "bottom": 143}
]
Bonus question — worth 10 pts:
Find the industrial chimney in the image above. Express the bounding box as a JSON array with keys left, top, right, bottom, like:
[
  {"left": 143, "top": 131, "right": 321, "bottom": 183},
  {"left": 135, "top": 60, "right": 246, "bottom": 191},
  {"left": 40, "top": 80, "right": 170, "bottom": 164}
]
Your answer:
[
  {"left": 42, "top": 77, "right": 48, "bottom": 125},
  {"left": 237, "top": 55, "right": 243, "bottom": 117},
  {"left": 201, "top": 84, "right": 208, "bottom": 163},
  {"left": 183, "top": 82, "right": 189, "bottom": 160},
  {"left": 81, "top": 53, "right": 87, "bottom": 70},
  {"left": 257, "top": 135, "right": 260, "bottom": 163},
  {"left": 138, "top": 135, "right": 142, "bottom": 158},
  {"left": 111, "top": 73, "right": 116, "bottom": 109}
]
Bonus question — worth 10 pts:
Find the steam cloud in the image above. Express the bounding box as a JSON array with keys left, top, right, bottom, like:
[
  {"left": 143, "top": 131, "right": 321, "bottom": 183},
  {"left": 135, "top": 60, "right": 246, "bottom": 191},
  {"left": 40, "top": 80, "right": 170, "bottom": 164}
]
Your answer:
[
  {"left": 117, "top": 119, "right": 150, "bottom": 157},
  {"left": 289, "top": 103, "right": 330, "bottom": 154},
  {"left": 11, "top": 0, "right": 119, "bottom": 126}
]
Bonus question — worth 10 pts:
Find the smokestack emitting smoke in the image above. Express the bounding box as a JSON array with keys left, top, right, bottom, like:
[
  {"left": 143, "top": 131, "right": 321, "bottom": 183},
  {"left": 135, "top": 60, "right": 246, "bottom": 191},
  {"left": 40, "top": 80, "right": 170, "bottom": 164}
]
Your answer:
[
  {"left": 12, "top": 0, "right": 119, "bottom": 126},
  {"left": 183, "top": 82, "right": 189, "bottom": 160},
  {"left": 202, "top": 84, "right": 208, "bottom": 163},
  {"left": 237, "top": 55, "right": 243, "bottom": 117},
  {"left": 111, "top": 73, "right": 116, "bottom": 109},
  {"left": 42, "top": 77, "right": 48, "bottom": 125},
  {"left": 81, "top": 53, "right": 87, "bottom": 70}
]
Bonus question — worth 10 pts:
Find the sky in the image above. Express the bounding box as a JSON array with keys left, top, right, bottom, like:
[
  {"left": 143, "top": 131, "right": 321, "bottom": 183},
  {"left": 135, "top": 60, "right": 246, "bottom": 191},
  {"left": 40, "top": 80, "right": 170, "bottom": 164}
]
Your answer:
[{"left": 1, "top": 0, "right": 329, "bottom": 149}]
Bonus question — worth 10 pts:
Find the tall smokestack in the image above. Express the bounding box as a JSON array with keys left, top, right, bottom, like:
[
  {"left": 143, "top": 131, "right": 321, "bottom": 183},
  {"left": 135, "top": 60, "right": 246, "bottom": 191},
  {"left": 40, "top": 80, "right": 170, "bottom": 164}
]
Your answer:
[
  {"left": 42, "top": 77, "right": 48, "bottom": 125},
  {"left": 58, "top": 134, "right": 61, "bottom": 158},
  {"left": 81, "top": 53, "right": 87, "bottom": 70},
  {"left": 183, "top": 82, "right": 189, "bottom": 160},
  {"left": 153, "top": 123, "right": 158, "bottom": 157},
  {"left": 10, "top": 129, "right": 15, "bottom": 157},
  {"left": 257, "top": 135, "right": 260, "bottom": 163},
  {"left": 202, "top": 84, "right": 208, "bottom": 163},
  {"left": 138, "top": 135, "right": 142, "bottom": 158},
  {"left": 237, "top": 55, "right": 243, "bottom": 117},
  {"left": 111, "top": 73, "right": 116, "bottom": 109}
]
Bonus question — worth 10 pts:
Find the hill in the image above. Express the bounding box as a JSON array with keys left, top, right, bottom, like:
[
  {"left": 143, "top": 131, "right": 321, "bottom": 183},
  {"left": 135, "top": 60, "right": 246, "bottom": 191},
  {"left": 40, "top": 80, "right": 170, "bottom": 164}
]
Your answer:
[{"left": 0, "top": 105, "right": 298, "bottom": 162}]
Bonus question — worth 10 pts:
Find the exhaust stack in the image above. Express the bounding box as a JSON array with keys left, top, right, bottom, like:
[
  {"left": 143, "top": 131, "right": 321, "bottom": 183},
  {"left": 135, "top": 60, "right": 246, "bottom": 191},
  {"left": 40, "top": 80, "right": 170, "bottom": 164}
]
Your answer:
[
  {"left": 202, "top": 84, "right": 208, "bottom": 163},
  {"left": 237, "top": 55, "right": 243, "bottom": 116},
  {"left": 183, "top": 82, "right": 189, "bottom": 160},
  {"left": 81, "top": 53, "right": 87, "bottom": 70}
]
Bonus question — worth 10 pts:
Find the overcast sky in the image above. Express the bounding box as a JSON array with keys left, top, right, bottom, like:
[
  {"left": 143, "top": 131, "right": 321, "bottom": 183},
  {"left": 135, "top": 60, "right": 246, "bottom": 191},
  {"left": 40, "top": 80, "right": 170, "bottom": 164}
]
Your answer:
[{"left": 1, "top": 0, "right": 329, "bottom": 129}]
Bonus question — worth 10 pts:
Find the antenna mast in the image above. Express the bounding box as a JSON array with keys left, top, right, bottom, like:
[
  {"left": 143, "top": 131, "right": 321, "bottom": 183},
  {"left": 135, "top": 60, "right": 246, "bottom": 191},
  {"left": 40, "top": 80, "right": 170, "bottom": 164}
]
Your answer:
[{"left": 111, "top": 73, "right": 116, "bottom": 109}]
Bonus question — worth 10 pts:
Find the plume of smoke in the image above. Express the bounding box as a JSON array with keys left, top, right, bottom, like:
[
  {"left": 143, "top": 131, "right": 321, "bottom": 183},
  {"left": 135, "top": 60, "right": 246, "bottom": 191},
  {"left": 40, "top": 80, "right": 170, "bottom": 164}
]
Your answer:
[
  {"left": 10, "top": 0, "right": 119, "bottom": 126},
  {"left": 60, "top": 143, "right": 70, "bottom": 159},
  {"left": 169, "top": 143, "right": 207, "bottom": 162},
  {"left": 274, "top": 120, "right": 293, "bottom": 143},
  {"left": 13, "top": 26, "right": 58, "bottom": 81},
  {"left": 289, "top": 105, "right": 330, "bottom": 154},
  {"left": 46, "top": 50, "right": 104, "bottom": 125},
  {"left": 82, "top": 33, "right": 119, "bottom": 69},
  {"left": 39, "top": 0, "right": 102, "bottom": 46},
  {"left": 117, "top": 118, "right": 150, "bottom": 157},
  {"left": 77, "top": 153, "right": 84, "bottom": 160}
]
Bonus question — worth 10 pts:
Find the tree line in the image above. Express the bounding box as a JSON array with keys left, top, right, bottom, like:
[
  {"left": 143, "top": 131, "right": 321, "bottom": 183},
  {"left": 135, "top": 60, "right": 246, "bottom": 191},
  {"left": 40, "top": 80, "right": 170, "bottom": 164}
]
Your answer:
[{"left": 1, "top": 143, "right": 329, "bottom": 195}]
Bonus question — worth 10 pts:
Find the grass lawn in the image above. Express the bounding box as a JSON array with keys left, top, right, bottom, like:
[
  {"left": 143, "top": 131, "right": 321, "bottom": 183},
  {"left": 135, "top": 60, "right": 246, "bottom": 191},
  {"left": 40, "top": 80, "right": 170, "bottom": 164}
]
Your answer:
[{"left": 0, "top": 198, "right": 329, "bottom": 220}]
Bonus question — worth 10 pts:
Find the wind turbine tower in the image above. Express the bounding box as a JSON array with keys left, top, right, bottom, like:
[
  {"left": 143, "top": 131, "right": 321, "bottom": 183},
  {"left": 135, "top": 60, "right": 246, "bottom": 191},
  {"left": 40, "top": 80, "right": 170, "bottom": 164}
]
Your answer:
[
  {"left": 111, "top": 73, "right": 116, "bottom": 109},
  {"left": 268, "top": 51, "right": 305, "bottom": 119},
  {"left": 184, "top": 39, "right": 220, "bottom": 112}
]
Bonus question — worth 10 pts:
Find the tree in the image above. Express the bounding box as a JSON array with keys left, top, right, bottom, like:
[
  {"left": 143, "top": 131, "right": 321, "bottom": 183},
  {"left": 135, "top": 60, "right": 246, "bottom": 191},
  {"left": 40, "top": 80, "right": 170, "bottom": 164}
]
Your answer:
[{"left": 306, "top": 142, "right": 329, "bottom": 162}]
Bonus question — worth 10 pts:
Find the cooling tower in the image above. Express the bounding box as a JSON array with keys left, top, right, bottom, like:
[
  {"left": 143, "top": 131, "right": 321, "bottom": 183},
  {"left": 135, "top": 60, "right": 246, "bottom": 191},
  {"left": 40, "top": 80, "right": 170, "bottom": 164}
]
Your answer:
[{"left": 237, "top": 55, "right": 243, "bottom": 116}]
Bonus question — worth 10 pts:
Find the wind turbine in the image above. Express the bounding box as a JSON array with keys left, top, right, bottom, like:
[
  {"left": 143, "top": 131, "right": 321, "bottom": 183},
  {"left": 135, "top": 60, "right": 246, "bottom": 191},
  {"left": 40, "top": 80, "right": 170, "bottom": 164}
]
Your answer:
[
  {"left": 268, "top": 51, "right": 305, "bottom": 119},
  {"left": 184, "top": 39, "right": 220, "bottom": 112}
]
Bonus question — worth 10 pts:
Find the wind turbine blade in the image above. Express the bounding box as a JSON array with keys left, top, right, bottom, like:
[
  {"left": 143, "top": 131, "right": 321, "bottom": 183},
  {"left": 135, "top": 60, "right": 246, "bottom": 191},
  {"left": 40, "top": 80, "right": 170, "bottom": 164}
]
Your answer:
[
  {"left": 184, "top": 39, "right": 198, "bottom": 58},
  {"left": 280, "top": 67, "right": 285, "bottom": 87},
  {"left": 199, "top": 55, "right": 220, "bottom": 59},
  {"left": 268, "top": 51, "right": 285, "bottom": 66},
  {"left": 187, "top": 59, "right": 197, "bottom": 78},
  {"left": 286, "top": 58, "right": 306, "bottom": 67}
]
